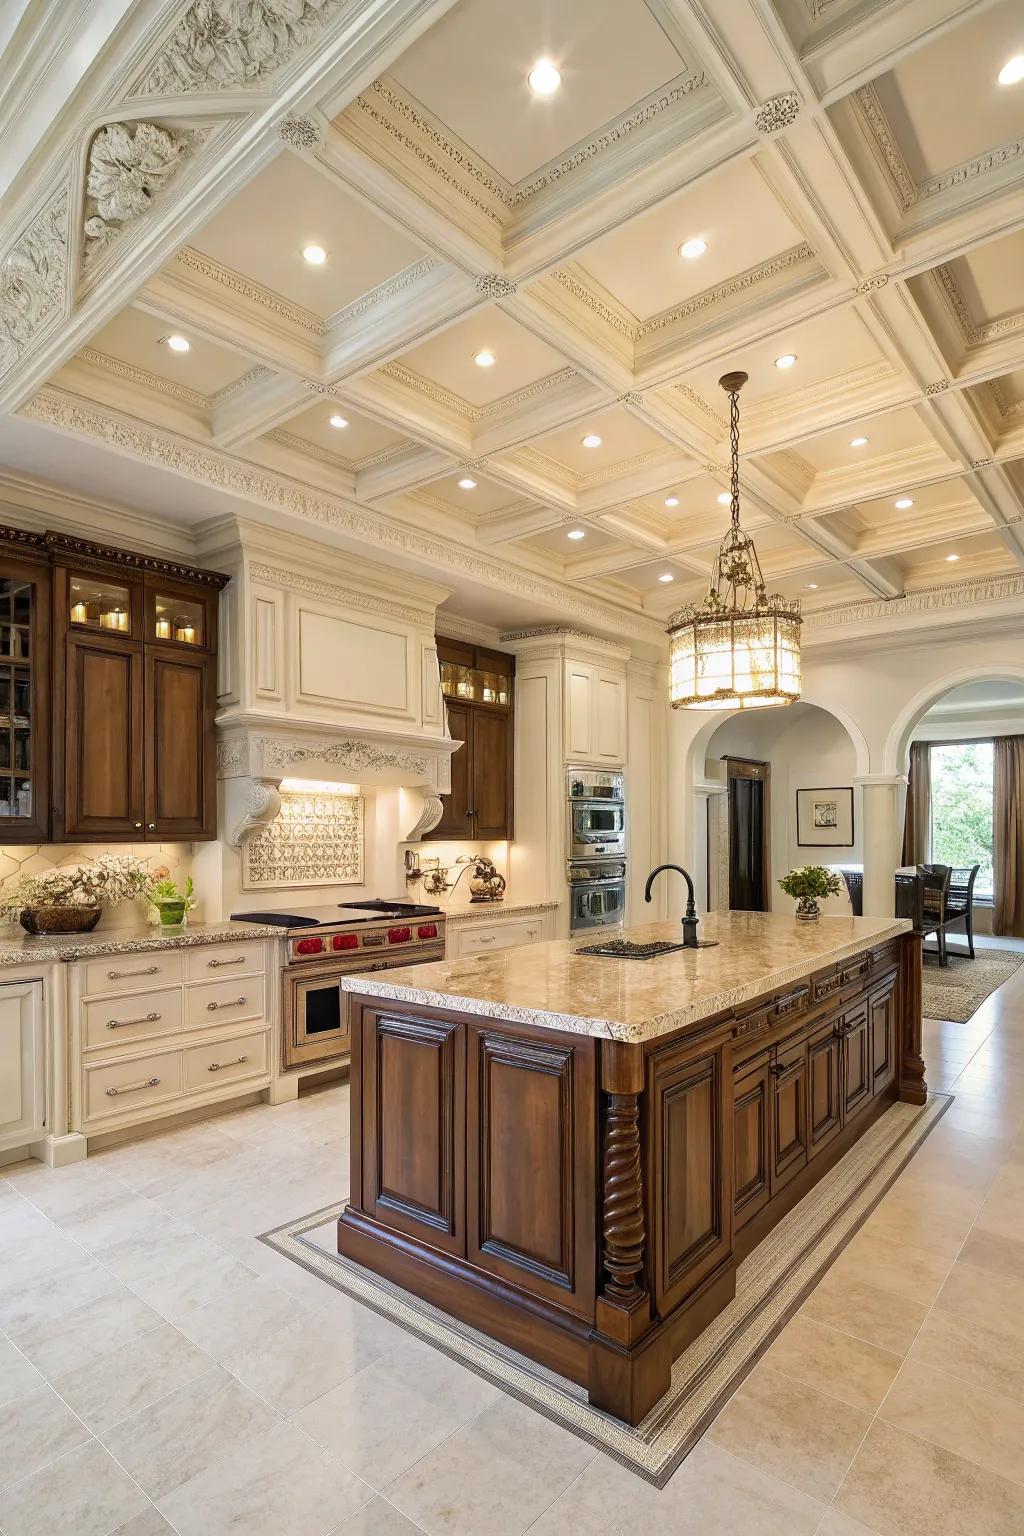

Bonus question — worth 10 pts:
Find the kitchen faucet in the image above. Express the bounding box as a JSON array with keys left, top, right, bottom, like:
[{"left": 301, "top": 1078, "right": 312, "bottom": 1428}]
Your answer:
[{"left": 644, "top": 864, "right": 718, "bottom": 949}]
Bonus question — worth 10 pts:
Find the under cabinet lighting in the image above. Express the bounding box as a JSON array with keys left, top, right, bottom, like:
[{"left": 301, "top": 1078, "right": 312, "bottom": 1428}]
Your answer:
[
  {"left": 679, "top": 237, "right": 708, "bottom": 260},
  {"left": 664, "top": 496, "right": 679, "bottom": 507},
  {"left": 474, "top": 350, "right": 496, "bottom": 368},
  {"left": 328, "top": 414, "right": 348, "bottom": 429},
  {"left": 581, "top": 433, "right": 602, "bottom": 449},
  {"left": 998, "top": 55, "right": 1024, "bottom": 85},
  {"left": 774, "top": 353, "right": 797, "bottom": 369},
  {"left": 567, "top": 529, "right": 586, "bottom": 540},
  {"left": 280, "top": 778, "right": 360, "bottom": 795},
  {"left": 302, "top": 245, "right": 327, "bottom": 265},
  {"left": 165, "top": 334, "right": 190, "bottom": 353},
  {"left": 458, "top": 477, "right": 477, "bottom": 490},
  {"left": 528, "top": 59, "right": 561, "bottom": 95},
  {"left": 894, "top": 497, "right": 914, "bottom": 509}
]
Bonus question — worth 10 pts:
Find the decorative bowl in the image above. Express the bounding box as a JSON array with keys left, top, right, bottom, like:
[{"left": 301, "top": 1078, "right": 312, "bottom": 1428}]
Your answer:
[{"left": 19, "top": 905, "right": 102, "bottom": 936}]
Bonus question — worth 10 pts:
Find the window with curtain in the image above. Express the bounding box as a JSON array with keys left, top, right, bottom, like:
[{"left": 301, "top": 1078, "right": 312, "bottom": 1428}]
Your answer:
[{"left": 929, "top": 741, "right": 994, "bottom": 897}]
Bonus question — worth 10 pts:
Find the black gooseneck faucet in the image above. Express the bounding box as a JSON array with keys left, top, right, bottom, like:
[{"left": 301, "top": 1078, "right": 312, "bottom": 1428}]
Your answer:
[{"left": 644, "top": 863, "right": 714, "bottom": 949}]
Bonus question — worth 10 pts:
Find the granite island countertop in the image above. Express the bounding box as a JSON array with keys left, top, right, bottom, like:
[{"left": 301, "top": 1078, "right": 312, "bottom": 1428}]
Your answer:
[
  {"left": 341, "top": 911, "right": 911, "bottom": 1043},
  {"left": 0, "top": 919, "right": 283, "bottom": 968}
]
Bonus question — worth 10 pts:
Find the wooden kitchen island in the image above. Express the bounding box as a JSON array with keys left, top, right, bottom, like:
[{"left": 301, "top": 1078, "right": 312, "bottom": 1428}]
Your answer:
[{"left": 338, "top": 912, "right": 925, "bottom": 1425}]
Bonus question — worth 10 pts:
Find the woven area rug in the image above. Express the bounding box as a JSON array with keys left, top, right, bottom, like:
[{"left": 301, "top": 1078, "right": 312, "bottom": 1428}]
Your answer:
[
  {"left": 260, "top": 1093, "right": 950, "bottom": 1486},
  {"left": 921, "top": 946, "right": 1024, "bottom": 1023}
]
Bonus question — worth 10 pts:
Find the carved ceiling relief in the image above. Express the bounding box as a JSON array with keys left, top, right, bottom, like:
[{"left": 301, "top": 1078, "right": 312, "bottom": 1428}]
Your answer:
[
  {"left": 83, "top": 121, "right": 201, "bottom": 264},
  {"left": 0, "top": 189, "right": 69, "bottom": 377},
  {"left": 134, "top": 0, "right": 346, "bottom": 96}
]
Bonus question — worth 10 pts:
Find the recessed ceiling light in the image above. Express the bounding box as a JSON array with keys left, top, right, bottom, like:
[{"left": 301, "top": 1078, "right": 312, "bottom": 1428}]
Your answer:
[
  {"left": 850, "top": 436, "right": 868, "bottom": 447},
  {"left": 328, "top": 414, "right": 348, "bottom": 429},
  {"left": 458, "top": 477, "right": 477, "bottom": 490},
  {"left": 804, "top": 582, "right": 819, "bottom": 590},
  {"left": 528, "top": 59, "right": 561, "bottom": 95},
  {"left": 717, "top": 492, "right": 732, "bottom": 506},
  {"left": 474, "top": 350, "right": 496, "bottom": 368},
  {"left": 679, "top": 237, "right": 708, "bottom": 260},
  {"left": 658, "top": 572, "right": 675, "bottom": 583},
  {"left": 894, "top": 497, "right": 914, "bottom": 509},
  {"left": 998, "top": 55, "right": 1024, "bottom": 86},
  {"left": 302, "top": 244, "right": 327, "bottom": 265},
  {"left": 946, "top": 553, "right": 960, "bottom": 562},
  {"left": 581, "top": 433, "right": 602, "bottom": 449},
  {"left": 567, "top": 528, "right": 586, "bottom": 540},
  {"left": 165, "top": 334, "right": 190, "bottom": 353},
  {"left": 774, "top": 353, "right": 797, "bottom": 369},
  {"left": 664, "top": 495, "right": 680, "bottom": 508}
]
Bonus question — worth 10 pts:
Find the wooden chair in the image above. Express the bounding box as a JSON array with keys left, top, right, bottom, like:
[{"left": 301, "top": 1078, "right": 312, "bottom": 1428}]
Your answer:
[
  {"left": 916, "top": 863, "right": 980, "bottom": 965},
  {"left": 944, "top": 864, "right": 981, "bottom": 958}
]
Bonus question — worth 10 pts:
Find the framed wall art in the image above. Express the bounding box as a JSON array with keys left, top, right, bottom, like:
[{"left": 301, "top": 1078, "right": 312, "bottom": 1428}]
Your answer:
[{"left": 796, "top": 786, "right": 854, "bottom": 848}]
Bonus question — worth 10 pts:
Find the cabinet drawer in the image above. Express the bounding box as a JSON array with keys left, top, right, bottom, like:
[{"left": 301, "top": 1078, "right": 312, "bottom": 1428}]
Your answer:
[
  {"left": 82, "top": 951, "right": 184, "bottom": 998},
  {"left": 185, "top": 944, "right": 264, "bottom": 983},
  {"left": 185, "top": 975, "right": 266, "bottom": 1031},
  {"left": 184, "top": 1029, "right": 268, "bottom": 1092},
  {"left": 85, "top": 1048, "right": 184, "bottom": 1122},
  {"left": 455, "top": 917, "right": 545, "bottom": 956},
  {"left": 83, "top": 986, "right": 183, "bottom": 1050}
]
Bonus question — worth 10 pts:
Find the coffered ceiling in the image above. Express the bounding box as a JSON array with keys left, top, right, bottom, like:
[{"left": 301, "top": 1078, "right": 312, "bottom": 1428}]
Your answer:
[{"left": 2, "top": 0, "right": 1024, "bottom": 650}]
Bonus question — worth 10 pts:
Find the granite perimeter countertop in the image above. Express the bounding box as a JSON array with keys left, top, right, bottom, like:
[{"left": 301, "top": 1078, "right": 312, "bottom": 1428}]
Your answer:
[
  {"left": 342, "top": 911, "right": 911, "bottom": 1043},
  {"left": 0, "top": 920, "right": 282, "bottom": 968},
  {"left": 440, "top": 901, "right": 560, "bottom": 924}
]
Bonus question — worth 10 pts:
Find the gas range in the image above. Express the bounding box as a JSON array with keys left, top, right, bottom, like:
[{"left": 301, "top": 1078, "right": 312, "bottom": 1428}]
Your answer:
[{"left": 230, "top": 899, "right": 445, "bottom": 967}]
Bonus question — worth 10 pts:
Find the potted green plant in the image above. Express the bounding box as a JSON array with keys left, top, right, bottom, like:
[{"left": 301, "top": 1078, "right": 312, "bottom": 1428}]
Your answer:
[
  {"left": 146, "top": 872, "right": 196, "bottom": 928},
  {"left": 778, "top": 864, "right": 843, "bottom": 922},
  {"left": 0, "top": 854, "right": 151, "bottom": 935}
]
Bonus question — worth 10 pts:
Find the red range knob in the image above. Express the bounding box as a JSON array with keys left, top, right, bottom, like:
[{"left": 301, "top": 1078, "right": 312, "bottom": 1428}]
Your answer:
[
  {"left": 332, "top": 933, "right": 359, "bottom": 950},
  {"left": 417, "top": 923, "right": 438, "bottom": 939},
  {"left": 387, "top": 926, "right": 411, "bottom": 944},
  {"left": 295, "top": 936, "right": 324, "bottom": 955}
]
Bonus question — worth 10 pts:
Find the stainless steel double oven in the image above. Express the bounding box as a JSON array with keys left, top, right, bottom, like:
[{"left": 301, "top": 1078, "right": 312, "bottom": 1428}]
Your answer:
[{"left": 566, "top": 769, "right": 626, "bottom": 934}]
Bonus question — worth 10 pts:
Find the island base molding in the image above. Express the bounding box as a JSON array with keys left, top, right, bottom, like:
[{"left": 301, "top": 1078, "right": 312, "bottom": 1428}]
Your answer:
[{"left": 338, "top": 931, "right": 924, "bottom": 1426}]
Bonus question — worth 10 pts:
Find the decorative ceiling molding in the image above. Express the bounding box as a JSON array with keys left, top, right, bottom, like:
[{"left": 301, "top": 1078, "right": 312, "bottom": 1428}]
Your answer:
[
  {"left": 933, "top": 262, "right": 1024, "bottom": 348},
  {"left": 173, "top": 247, "right": 325, "bottom": 335},
  {"left": 268, "top": 425, "right": 353, "bottom": 468},
  {"left": 353, "top": 442, "right": 410, "bottom": 471},
  {"left": 637, "top": 243, "right": 817, "bottom": 339},
  {"left": 804, "top": 569, "right": 1024, "bottom": 629},
  {"left": 989, "top": 379, "right": 1024, "bottom": 420},
  {"left": 133, "top": 0, "right": 346, "bottom": 96},
  {"left": 379, "top": 360, "right": 580, "bottom": 423},
  {"left": 328, "top": 257, "right": 438, "bottom": 327},
  {"left": 754, "top": 93, "right": 800, "bottom": 135},
  {"left": 744, "top": 359, "right": 902, "bottom": 427},
  {"left": 475, "top": 274, "right": 517, "bottom": 299},
  {"left": 675, "top": 384, "right": 726, "bottom": 430},
  {"left": 278, "top": 113, "right": 323, "bottom": 150},
  {"left": 854, "top": 86, "right": 917, "bottom": 211},
  {"left": 248, "top": 560, "right": 432, "bottom": 624},
  {"left": 517, "top": 442, "right": 674, "bottom": 492},
  {"left": 918, "top": 137, "right": 1024, "bottom": 202},
  {"left": 82, "top": 121, "right": 200, "bottom": 265},
  {"left": 0, "top": 187, "right": 69, "bottom": 379},
  {"left": 77, "top": 346, "right": 208, "bottom": 408},
  {"left": 208, "top": 363, "right": 272, "bottom": 405},
  {"left": 550, "top": 267, "right": 637, "bottom": 341}
]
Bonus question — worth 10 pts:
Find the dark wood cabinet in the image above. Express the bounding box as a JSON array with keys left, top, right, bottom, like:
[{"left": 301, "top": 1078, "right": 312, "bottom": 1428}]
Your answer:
[
  {"left": 840, "top": 1001, "right": 872, "bottom": 1122},
  {"left": 431, "top": 638, "right": 514, "bottom": 841},
  {"left": 733, "top": 1055, "right": 771, "bottom": 1231},
  {"left": 0, "top": 525, "right": 227, "bottom": 843},
  {"left": 870, "top": 975, "right": 898, "bottom": 1097},
  {"left": 808, "top": 1016, "right": 843, "bottom": 1157},
  {"left": 771, "top": 1039, "right": 808, "bottom": 1191}
]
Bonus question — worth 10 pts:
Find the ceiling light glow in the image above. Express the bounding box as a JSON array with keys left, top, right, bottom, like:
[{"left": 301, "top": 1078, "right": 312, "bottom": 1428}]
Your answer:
[
  {"left": 804, "top": 582, "right": 819, "bottom": 590},
  {"left": 664, "top": 496, "right": 680, "bottom": 508},
  {"left": 165, "top": 334, "right": 190, "bottom": 353},
  {"left": 473, "top": 350, "right": 496, "bottom": 368},
  {"left": 894, "top": 497, "right": 914, "bottom": 509},
  {"left": 658, "top": 573, "right": 675, "bottom": 583},
  {"left": 946, "top": 553, "right": 960, "bottom": 562},
  {"left": 850, "top": 436, "right": 868, "bottom": 447},
  {"left": 328, "top": 414, "right": 348, "bottom": 429},
  {"left": 581, "top": 433, "right": 602, "bottom": 449},
  {"left": 679, "top": 237, "right": 708, "bottom": 260},
  {"left": 302, "top": 244, "right": 327, "bottom": 265},
  {"left": 717, "top": 492, "right": 732, "bottom": 506},
  {"left": 528, "top": 59, "right": 561, "bottom": 95},
  {"left": 458, "top": 477, "right": 477, "bottom": 490},
  {"left": 774, "top": 353, "right": 797, "bottom": 369},
  {"left": 567, "top": 528, "right": 586, "bottom": 540},
  {"left": 998, "top": 55, "right": 1024, "bottom": 85}
]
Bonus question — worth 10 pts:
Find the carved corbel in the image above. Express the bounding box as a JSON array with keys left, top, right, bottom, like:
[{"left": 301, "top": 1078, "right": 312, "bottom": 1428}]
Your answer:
[
  {"left": 405, "top": 791, "right": 444, "bottom": 841},
  {"left": 225, "top": 777, "right": 282, "bottom": 848}
]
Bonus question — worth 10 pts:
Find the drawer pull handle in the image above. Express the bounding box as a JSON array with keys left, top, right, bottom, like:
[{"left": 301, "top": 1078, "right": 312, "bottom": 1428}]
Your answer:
[
  {"left": 107, "top": 1012, "right": 161, "bottom": 1029},
  {"left": 475, "top": 936, "right": 495, "bottom": 944},
  {"left": 106, "top": 1076, "right": 159, "bottom": 1097},
  {"left": 208, "top": 956, "right": 245, "bottom": 968},
  {"left": 107, "top": 965, "right": 160, "bottom": 981},
  {"left": 207, "top": 997, "right": 246, "bottom": 1011},
  {"left": 207, "top": 1055, "right": 248, "bottom": 1072}
]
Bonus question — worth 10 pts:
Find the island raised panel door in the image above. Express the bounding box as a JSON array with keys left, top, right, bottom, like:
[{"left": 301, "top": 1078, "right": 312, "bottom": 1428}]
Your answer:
[
  {"left": 841, "top": 1002, "right": 872, "bottom": 1123},
  {"left": 466, "top": 1025, "right": 596, "bottom": 1318},
  {"left": 648, "top": 1045, "right": 731, "bottom": 1317},
  {"left": 61, "top": 633, "right": 144, "bottom": 840},
  {"left": 145, "top": 648, "right": 214, "bottom": 840},
  {"left": 733, "top": 1056, "right": 771, "bottom": 1232},
  {"left": 432, "top": 702, "right": 472, "bottom": 840},
  {"left": 770, "top": 1039, "right": 808, "bottom": 1194},
  {"left": 471, "top": 710, "right": 512, "bottom": 840},
  {"left": 807, "top": 1018, "right": 842, "bottom": 1158},
  {"left": 361, "top": 1009, "right": 465, "bottom": 1257},
  {"left": 869, "top": 975, "right": 897, "bottom": 1097}
]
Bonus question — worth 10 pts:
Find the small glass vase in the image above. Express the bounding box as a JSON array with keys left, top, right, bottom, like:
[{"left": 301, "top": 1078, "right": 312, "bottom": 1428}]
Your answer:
[
  {"left": 795, "top": 896, "right": 821, "bottom": 922},
  {"left": 154, "top": 900, "right": 187, "bottom": 928}
]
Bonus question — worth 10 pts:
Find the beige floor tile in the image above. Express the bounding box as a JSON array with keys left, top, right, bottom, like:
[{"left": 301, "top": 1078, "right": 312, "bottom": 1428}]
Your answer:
[
  {"left": 762, "top": 1315, "right": 902, "bottom": 1413},
  {"left": 0, "top": 1339, "right": 44, "bottom": 1406},
  {"left": 220, "top": 1300, "right": 404, "bottom": 1414},
  {"left": 909, "top": 1308, "right": 1024, "bottom": 1406},
  {"left": 0, "top": 1384, "right": 91, "bottom": 1489},
  {"left": 110, "top": 1510, "right": 175, "bottom": 1536},
  {"left": 0, "top": 1440, "right": 149, "bottom": 1536},
  {"left": 826, "top": 1229, "right": 953, "bottom": 1306},
  {"left": 529, "top": 1441, "right": 824, "bottom": 1535},
  {"left": 156, "top": 1422, "right": 370, "bottom": 1536},
  {"left": 100, "top": 1366, "right": 280, "bottom": 1500},
  {"left": 814, "top": 1512, "right": 881, "bottom": 1536},
  {"left": 835, "top": 1419, "right": 1024, "bottom": 1534},
  {"left": 291, "top": 1338, "right": 500, "bottom": 1489},
  {"left": 956, "top": 1226, "right": 1024, "bottom": 1279},
  {"left": 386, "top": 1392, "right": 596, "bottom": 1536},
  {"left": 933, "top": 1258, "right": 1024, "bottom": 1337},
  {"left": 334, "top": 1497, "right": 426, "bottom": 1535},
  {"left": 10, "top": 1289, "right": 165, "bottom": 1381},
  {"left": 706, "top": 1364, "right": 870, "bottom": 1503},
  {"left": 799, "top": 1273, "right": 928, "bottom": 1356},
  {"left": 171, "top": 1270, "right": 306, "bottom": 1364},
  {"left": 0, "top": 1257, "right": 123, "bottom": 1337},
  {"left": 53, "top": 1322, "right": 213, "bottom": 1434},
  {"left": 880, "top": 1357, "right": 1024, "bottom": 1487}
]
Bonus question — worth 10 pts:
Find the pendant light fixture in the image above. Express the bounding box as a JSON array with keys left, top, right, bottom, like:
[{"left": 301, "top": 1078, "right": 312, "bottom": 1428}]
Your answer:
[{"left": 668, "top": 371, "right": 801, "bottom": 710}]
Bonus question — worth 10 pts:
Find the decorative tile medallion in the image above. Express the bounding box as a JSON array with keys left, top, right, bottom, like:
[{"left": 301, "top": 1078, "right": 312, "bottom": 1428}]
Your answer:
[{"left": 242, "top": 787, "right": 363, "bottom": 890}]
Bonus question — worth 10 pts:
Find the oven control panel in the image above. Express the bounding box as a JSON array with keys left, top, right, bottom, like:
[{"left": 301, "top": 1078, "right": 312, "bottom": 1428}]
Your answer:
[{"left": 287, "top": 918, "right": 445, "bottom": 964}]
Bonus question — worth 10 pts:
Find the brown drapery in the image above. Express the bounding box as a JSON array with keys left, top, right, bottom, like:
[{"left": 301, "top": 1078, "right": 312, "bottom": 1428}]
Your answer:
[
  {"left": 902, "top": 740, "right": 931, "bottom": 867},
  {"left": 993, "top": 735, "right": 1024, "bottom": 938}
]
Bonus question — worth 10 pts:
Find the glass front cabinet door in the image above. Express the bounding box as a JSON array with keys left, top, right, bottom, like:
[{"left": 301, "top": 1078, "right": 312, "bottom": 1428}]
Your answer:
[{"left": 0, "top": 553, "right": 50, "bottom": 842}]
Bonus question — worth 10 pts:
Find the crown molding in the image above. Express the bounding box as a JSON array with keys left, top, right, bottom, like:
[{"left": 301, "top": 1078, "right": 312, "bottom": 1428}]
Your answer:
[
  {"left": 803, "top": 569, "right": 1024, "bottom": 633},
  {"left": 75, "top": 346, "right": 209, "bottom": 410},
  {"left": 637, "top": 243, "right": 818, "bottom": 340},
  {"left": 0, "top": 184, "right": 69, "bottom": 378},
  {"left": 379, "top": 360, "right": 580, "bottom": 426},
  {"left": 933, "top": 262, "right": 1024, "bottom": 349},
  {"left": 172, "top": 247, "right": 325, "bottom": 336},
  {"left": 209, "top": 364, "right": 273, "bottom": 406}
]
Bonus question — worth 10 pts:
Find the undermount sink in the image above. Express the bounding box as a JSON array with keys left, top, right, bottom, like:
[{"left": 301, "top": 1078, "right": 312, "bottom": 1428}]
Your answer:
[{"left": 575, "top": 939, "right": 691, "bottom": 960}]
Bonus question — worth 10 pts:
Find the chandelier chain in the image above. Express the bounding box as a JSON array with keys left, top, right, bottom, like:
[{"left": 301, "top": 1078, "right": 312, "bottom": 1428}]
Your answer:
[{"left": 729, "top": 386, "right": 741, "bottom": 529}]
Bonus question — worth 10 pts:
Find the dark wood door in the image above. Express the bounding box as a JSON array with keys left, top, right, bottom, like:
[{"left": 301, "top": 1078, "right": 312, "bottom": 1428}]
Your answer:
[
  {"left": 145, "top": 648, "right": 214, "bottom": 839},
  {"left": 472, "top": 710, "right": 512, "bottom": 839},
  {"left": 807, "top": 1017, "right": 842, "bottom": 1158},
  {"left": 869, "top": 974, "right": 898, "bottom": 1097},
  {"left": 61, "top": 633, "right": 144, "bottom": 840},
  {"left": 841, "top": 1002, "right": 872, "bottom": 1122},
  {"left": 771, "top": 1038, "right": 808, "bottom": 1192},
  {"left": 434, "top": 701, "right": 472, "bottom": 839},
  {"left": 726, "top": 759, "right": 769, "bottom": 911},
  {"left": 648, "top": 1044, "right": 731, "bottom": 1316},
  {"left": 0, "top": 554, "right": 50, "bottom": 842},
  {"left": 733, "top": 1056, "right": 771, "bottom": 1231},
  {"left": 360, "top": 1006, "right": 465, "bottom": 1257},
  {"left": 466, "top": 1024, "right": 596, "bottom": 1317}
]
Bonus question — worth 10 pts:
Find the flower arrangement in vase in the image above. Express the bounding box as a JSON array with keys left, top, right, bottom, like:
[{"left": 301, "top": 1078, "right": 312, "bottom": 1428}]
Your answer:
[
  {"left": 0, "top": 854, "right": 152, "bottom": 935},
  {"left": 777, "top": 864, "right": 843, "bottom": 922}
]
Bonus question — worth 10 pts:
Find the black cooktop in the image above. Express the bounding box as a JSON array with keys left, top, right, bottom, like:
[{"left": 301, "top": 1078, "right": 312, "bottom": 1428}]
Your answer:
[{"left": 230, "top": 899, "right": 443, "bottom": 929}]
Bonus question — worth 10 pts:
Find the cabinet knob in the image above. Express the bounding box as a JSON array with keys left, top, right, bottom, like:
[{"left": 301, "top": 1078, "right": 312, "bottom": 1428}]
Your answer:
[
  {"left": 133, "top": 822, "right": 143, "bottom": 830},
  {"left": 465, "top": 810, "right": 473, "bottom": 818},
  {"left": 146, "top": 823, "right": 156, "bottom": 832}
]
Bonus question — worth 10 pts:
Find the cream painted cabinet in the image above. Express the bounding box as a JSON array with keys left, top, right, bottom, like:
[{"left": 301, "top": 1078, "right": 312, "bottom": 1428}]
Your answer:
[
  {"left": 564, "top": 662, "right": 626, "bottom": 765},
  {"left": 0, "top": 980, "right": 46, "bottom": 1152},
  {"left": 446, "top": 909, "right": 556, "bottom": 959}
]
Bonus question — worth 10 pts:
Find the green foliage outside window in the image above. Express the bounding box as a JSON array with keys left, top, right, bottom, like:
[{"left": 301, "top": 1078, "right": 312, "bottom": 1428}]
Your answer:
[{"left": 929, "top": 741, "right": 994, "bottom": 895}]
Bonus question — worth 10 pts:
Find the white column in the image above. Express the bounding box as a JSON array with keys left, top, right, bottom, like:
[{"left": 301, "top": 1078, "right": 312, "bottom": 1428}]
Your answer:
[
  {"left": 693, "top": 781, "right": 728, "bottom": 913},
  {"left": 854, "top": 774, "right": 906, "bottom": 918}
]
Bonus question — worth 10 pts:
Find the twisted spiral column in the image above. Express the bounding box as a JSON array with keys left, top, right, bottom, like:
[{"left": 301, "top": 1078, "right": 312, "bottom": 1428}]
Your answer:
[{"left": 601, "top": 1093, "right": 645, "bottom": 1302}]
